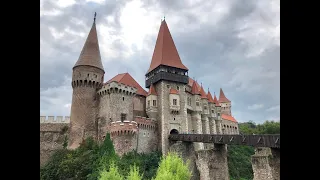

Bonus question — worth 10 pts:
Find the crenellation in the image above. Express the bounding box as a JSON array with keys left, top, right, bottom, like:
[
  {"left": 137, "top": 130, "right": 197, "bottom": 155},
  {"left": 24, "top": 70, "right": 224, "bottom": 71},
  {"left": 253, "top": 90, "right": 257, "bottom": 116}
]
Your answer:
[{"left": 40, "top": 116, "right": 71, "bottom": 123}]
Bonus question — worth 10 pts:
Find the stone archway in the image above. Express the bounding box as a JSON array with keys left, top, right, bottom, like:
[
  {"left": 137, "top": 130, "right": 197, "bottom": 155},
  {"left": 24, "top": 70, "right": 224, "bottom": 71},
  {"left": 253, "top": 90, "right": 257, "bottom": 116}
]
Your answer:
[{"left": 170, "top": 129, "right": 179, "bottom": 134}]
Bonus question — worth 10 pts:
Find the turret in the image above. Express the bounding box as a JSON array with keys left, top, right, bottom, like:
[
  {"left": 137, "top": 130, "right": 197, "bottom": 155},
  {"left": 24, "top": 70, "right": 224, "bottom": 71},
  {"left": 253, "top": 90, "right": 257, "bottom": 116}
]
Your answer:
[
  {"left": 69, "top": 13, "right": 105, "bottom": 149},
  {"left": 213, "top": 93, "right": 223, "bottom": 134},
  {"left": 146, "top": 83, "right": 158, "bottom": 119},
  {"left": 219, "top": 88, "right": 232, "bottom": 116}
]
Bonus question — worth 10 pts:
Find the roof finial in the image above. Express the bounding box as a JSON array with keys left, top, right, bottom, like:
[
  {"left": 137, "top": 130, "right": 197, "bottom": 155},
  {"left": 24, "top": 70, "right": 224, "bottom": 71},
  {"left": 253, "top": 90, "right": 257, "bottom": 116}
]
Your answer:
[
  {"left": 208, "top": 87, "right": 209, "bottom": 92},
  {"left": 94, "top": 12, "right": 97, "bottom": 23}
]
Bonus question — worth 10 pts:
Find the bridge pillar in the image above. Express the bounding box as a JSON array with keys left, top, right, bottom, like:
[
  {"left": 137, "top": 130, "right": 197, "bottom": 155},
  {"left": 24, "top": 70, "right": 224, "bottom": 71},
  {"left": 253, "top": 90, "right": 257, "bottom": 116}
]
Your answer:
[
  {"left": 193, "top": 112, "right": 204, "bottom": 150},
  {"left": 252, "top": 147, "right": 280, "bottom": 180},
  {"left": 196, "top": 144, "right": 229, "bottom": 180},
  {"left": 202, "top": 115, "right": 211, "bottom": 149}
]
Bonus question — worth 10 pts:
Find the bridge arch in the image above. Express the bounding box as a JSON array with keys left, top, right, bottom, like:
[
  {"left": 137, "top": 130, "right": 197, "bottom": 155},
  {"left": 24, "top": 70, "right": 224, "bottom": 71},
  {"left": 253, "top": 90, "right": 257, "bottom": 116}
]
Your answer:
[{"left": 170, "top": 129, "right": 179, "bottom": 134}]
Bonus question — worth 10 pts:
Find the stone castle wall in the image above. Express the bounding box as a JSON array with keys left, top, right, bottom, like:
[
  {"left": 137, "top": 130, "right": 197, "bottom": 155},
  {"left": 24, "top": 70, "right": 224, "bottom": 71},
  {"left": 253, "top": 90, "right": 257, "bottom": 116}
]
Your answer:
[{"left": 40, "top": 116, "right": 70, "bottom": 166}]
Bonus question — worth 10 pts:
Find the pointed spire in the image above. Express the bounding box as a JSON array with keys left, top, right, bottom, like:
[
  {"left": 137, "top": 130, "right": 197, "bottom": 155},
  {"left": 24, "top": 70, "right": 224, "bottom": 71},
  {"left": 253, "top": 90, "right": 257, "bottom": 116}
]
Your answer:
[
  {"left": 207, "top": 90, "right": 214, "bottom": 103},
  {"left": 147, "top": 19, "right": 188, "bottom": 73},
  {"left": 213, "top": 93, "right": 220, "bottom": 106},
  {"left": 73, "top": 13, "right": 104, "bottom": 72},
  {"left": 148, "top": 84, "right": 157, "bottom": 96},
  {"left": 191, "top": 81, "right": 200, "bottom": 95},
  {"left": 199, "top": 84, "right": 208, "bottom": 99},
  {"left": 219, "top": 88, "right": 231, "bottom": 103}
]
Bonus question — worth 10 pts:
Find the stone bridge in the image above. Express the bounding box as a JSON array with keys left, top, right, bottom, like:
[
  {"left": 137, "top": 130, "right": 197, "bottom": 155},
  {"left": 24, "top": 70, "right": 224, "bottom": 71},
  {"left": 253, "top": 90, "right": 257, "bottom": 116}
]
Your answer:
[{"left": 168, "top": 134, "right": 280, "bottom": 180}]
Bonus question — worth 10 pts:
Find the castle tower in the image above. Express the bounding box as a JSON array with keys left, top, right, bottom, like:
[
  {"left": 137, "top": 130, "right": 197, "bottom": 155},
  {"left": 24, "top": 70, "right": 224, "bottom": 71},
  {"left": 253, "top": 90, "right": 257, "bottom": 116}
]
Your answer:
[
  {"left": 207, "top": 90, "right": 217, "bottom": 135},
  {"left": 145, "top": 19, "right": 189, "bottom": 154},
  {"left": 69, "top": 14, "right": 105, "bottom": 149},
  {"left": 219, "top": 88, "right": 232, "bottom": 116},
  {"left": 213, "top": 93, "right": 223, "bottom": 134},
  {"left": 146, "top": 83, "right": 158, "bottom": 119}
]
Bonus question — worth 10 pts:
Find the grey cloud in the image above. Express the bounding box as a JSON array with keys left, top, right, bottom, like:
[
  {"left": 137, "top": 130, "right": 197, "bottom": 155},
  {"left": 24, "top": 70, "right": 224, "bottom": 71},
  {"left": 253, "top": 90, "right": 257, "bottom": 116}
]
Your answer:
[{"left": 40, "top": 0, "right": 280, "bottom": 123}]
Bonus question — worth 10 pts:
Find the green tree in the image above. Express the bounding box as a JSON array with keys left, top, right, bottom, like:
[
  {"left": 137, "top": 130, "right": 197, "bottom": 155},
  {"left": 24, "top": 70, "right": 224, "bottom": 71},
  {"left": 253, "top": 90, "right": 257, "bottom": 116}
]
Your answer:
[
  {"left": 99, "top": 162, "right": 123, "bottom": 180},
  {"left": 153, "top": 152, "right": 191, "bottom": 180},
  {"left": 127, "top": 164, "right": 143, "bottom": 180}
]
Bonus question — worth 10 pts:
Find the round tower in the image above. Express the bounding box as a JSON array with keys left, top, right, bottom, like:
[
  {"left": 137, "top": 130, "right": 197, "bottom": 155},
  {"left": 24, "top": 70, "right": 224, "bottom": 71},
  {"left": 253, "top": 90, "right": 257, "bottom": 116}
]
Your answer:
[
  {"left": 109, "top": 121, "right": 138, "bottom": 156},
  {"left": 69, "top": 14, "right": 105, "bottom": 149}
]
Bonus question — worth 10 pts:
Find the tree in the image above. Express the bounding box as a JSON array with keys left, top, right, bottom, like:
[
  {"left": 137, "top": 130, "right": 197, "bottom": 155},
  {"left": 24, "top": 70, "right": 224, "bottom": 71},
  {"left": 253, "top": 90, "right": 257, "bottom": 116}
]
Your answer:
[
  {"left": 127, "top": 164, "right": 143, "bottom": 180},
  {"left": 99, "top": 162, "right": 123, "bottom": 180},
  {"left": 153, "top": 152, "right": 191, "bottom": 180}
]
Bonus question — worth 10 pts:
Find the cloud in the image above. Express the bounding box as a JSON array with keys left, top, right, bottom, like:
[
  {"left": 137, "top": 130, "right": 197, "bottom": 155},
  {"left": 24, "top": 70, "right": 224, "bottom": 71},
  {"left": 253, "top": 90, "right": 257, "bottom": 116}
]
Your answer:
[
  {"left": 40, "top": 0, "right": 280, "bottom": 124},
  {"left": 248, "top": 104, "right": 264, "bottom": 110}
]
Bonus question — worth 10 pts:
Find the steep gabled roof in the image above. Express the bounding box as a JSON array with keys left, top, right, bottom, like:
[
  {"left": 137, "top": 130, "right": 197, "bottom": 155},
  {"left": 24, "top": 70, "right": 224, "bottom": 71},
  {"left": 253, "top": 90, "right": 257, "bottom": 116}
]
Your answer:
[
  {"left": 106, "top": 73, "right": 147, "bottom": 96},
  {"left": 148, "top": 84, "right": 157, "bottom": 96},
  {"left": 222, "top": 114, "right": 237, "bottom": 123},
  {"left": 219, "top": 88, "right": 231, "bottom": 103},
  {"left": 147, "top": 19, "right": 188, "bottom": 73},
  {"left": 73, "top": 20, "right": 104, "bottom": 71}
]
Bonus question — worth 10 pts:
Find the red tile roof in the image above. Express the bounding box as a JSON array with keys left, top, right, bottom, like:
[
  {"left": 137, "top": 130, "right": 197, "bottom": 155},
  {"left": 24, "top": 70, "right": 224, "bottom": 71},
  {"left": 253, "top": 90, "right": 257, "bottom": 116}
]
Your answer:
[
  {"left": 207, "top": 91, "right": 214, "bottom": 103},
  {"left": 147, "top": 20, "right": 188, "bottom": 73},
  {"left": 222, "top": 114, "right": 237, "bottom": 123},
  {"left": 213, "top": 93, "right": 220, "bottom": 106},
  {"left": 148, "top": 84, "right": 157, "bottom": 96},
  {"left": 191, "top": 80, "right": 201, "bottom": 95},
  {"left": 169, "top": 88, "right": 179, "bottom": 94},
  {"left": 73, "top": 21, "right": 104, "bottom": 72},
  {"left": 106, "top": 73, "right": 147, "bottom": 96},
  {"left": 219, "top": 88, "right": 231, "bottom": 102},
  {"left": 199, "top": 85, "right": 208, "bottom": 99}
]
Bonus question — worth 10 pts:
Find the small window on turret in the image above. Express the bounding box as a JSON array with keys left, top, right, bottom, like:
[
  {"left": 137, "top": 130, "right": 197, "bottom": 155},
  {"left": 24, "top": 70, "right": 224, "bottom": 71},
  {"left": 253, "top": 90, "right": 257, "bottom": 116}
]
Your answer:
[
  {"left": 153, "top": 100, "right": 157, "bottom": 106},
  {"left": 173, "top": 99, "right": 177, "bottom": 105},
  {"left": 177, "top": 86, "right": 179, "bottom": 90},
  {"left": 148, "top": 100, "right": 150, "bottom": 108},
  {"left": 196, "top": 101, "right": 200, "bottom": 106},
  {"left": 123, "top": 97, "right": 124, "bottom": 101},
  {"left": 121, "top": 113, "right": 126, "bottom": 122}
]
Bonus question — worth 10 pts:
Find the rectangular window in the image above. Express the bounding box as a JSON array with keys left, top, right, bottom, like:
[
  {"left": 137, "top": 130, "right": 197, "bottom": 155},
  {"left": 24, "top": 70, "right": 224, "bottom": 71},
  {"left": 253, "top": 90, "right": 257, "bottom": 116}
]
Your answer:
[
  {"left": 121, "top": 113, "right": 126, "bottom": 122},
  {"left": 153, "top": 100, "right": 157, "bottom": 106},
  {"left": 212, "top": 110, "right": 215, "bottom": 114},
  {"left": 217, "top": 113, "right": 220, "bottom": 117},
  {"left": 204, "top": 105, "right": 207, "bottom": 110},
  {"left": 196, "top": 101, "right": 199, "bottom": 106},
  {"left": 173, "top": 99, "right": 177, "bottom": 105},
  {"left": 147, "top": 100, "right": 150, "bottom": 107}
]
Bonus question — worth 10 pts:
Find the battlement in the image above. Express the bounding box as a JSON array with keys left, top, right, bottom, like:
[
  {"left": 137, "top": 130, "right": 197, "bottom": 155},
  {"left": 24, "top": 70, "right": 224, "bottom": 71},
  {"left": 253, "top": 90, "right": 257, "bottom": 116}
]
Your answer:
[
  {"left": 40, "top": 116, "right": 70, "bottom": 123},
  {"left": 134, "top": 116, "right": 157, "bottom": 130},
  {"left": 109, "top": 121, "right": 138, "bottom": 136},
  {"left": 98, "top": 81, "right": 137, "bottom": 97}
]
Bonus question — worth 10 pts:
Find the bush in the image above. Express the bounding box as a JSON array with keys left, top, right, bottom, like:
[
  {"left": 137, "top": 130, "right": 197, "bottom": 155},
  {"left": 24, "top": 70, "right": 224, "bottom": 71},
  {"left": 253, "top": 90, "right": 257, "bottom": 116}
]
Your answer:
[
  {"left": 99, "top": 162, "right": 123, "bottom": 180},
  {"left": 153, "top": 152, "right": 191, "bottom": 180}
]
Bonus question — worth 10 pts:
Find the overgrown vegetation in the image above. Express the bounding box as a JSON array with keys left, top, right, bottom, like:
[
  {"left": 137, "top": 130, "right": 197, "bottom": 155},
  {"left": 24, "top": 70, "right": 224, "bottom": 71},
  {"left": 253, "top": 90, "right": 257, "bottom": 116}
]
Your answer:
[
  {"left": 228, "top": 120, "right": 280, "bottom": 180},
  {"left": 40, "top": 133, "right": 162, "bottom": 180},
  {"left": 41, "top": 120, "right": 279, "bottom": 180}
]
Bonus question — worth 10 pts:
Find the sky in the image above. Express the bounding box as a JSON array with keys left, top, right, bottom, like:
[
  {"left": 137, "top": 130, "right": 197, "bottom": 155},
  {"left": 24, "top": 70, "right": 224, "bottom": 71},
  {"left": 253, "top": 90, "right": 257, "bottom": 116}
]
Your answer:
[{"left": 40, "top": 0, "right": 280, "bottom": 124}]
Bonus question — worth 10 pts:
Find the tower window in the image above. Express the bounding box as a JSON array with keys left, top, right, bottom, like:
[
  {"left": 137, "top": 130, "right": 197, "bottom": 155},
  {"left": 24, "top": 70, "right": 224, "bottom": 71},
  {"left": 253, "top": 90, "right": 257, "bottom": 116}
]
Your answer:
[
  {"left": 167, "top": 85, "right": 170, "bottom": 88},
  {"left": 153, "top": 100, "right": 157, "bottom": 106},
  {"left": 204, "top": 105, "right": 207, "bottom": 110},
  {"left": 212, "top": 110, "right": 215, "bottom": 113},
  {"left": 196, "top": 101, "right": 200, "bottom": 106},
  {"left": 123, "top": 97, "right": 124, "bottom": 101},
  {"left": 173, "top": 99, "right": 177, "bottom": 105},
  {"left": 147, "top": 100, "right": 150, "bottom": 108},
  {"left": 121, "top": 113, "right": 126, "bottom": 122},
  {"left": 177, "top": 86, "right": 179, "bottom": 90}
]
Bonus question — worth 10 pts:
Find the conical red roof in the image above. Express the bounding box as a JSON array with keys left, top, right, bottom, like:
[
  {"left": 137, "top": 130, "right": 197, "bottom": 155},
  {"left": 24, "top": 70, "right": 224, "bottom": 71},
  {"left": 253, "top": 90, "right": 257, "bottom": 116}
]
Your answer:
[
  {"left": 191, "top": 81, "right": 201, "bottom": 95},
  {"left": 199, "top": 85, "right": 208, "bottom": 99},
  {"left": 73, "top": 21, "right": 104, "bottom": 71},
  {"left": 219, "top": 88, "right": 231, "bottom": 102},
  {"left": 213, "top": 93, "right": 220, "bottom": 106},
  {"left": 148, "top": 84, "right": 157, "bottom": 96},
  {"left": 207, "top": 90, "right": 214, "bottom": 103},
  {"left": 147, "top": 20, "right": 188, "bottom": 73}
]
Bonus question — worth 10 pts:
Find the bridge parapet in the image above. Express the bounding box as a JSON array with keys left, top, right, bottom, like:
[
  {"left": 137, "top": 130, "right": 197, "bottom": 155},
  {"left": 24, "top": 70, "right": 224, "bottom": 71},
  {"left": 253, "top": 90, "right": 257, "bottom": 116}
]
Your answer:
[{"left": 168, "top": 134, "right": 280, "bottom": 148}]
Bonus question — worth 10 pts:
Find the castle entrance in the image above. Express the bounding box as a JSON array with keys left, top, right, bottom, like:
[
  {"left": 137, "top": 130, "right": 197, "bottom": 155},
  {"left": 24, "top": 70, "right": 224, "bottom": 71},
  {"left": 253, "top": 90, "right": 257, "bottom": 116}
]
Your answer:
[{"left": 170, "top": 129, "right": 179, "bottom": 134}]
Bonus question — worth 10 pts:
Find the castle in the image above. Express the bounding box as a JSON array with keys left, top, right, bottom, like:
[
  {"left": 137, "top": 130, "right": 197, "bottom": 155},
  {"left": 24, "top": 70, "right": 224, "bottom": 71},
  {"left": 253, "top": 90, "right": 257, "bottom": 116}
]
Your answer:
[{"left": 41, "top": 15, "right": 239, "bottom": 158}]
